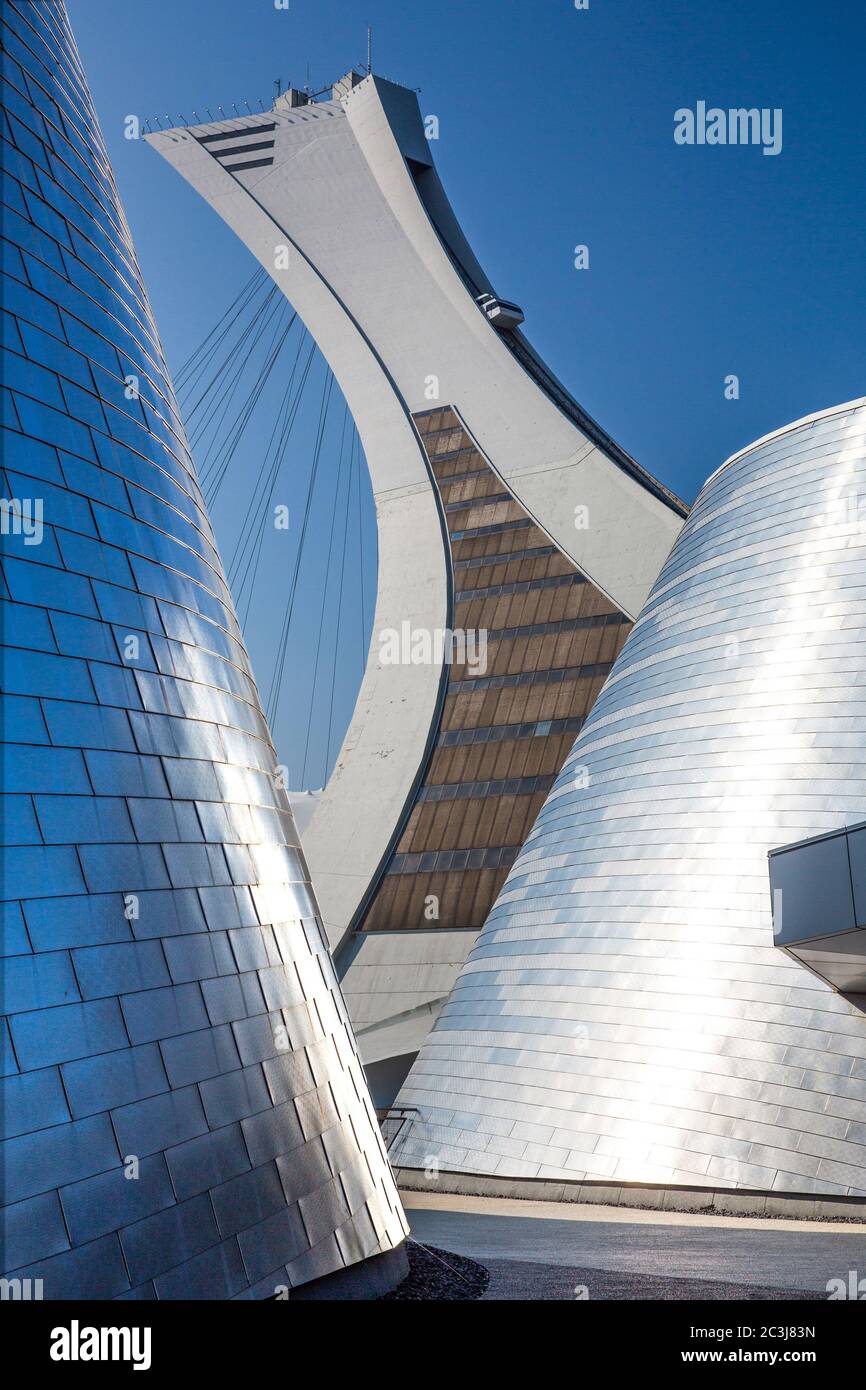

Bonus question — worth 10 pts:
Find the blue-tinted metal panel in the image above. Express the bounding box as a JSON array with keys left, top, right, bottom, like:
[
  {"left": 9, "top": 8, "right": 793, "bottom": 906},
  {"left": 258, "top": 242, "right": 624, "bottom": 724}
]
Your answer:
[
  {"left": 1, "top": 951, "right": 79, "bottom": 1014},
  {"left": 160, "top": 1024, "right": 241, "bottom": 1088},
  {"left": 1, "top": 1067, "right": 70, "bottom": 1138},
  {"left": 2, "top": 844, "right": 86, "bottom": 899},
  {"left": 3, "top": 553, "right": 98, "bottom": 616},
  {"left": 0, "top": 694, "right": 50, "bottom": 745},
  {"left": 0, "top": 794, "right": 41, "bottom": 845},
  {"left": 126, "top": 797, "right": 202, "bottom": 842},
  {"left": 4, "top": 1233, "right": 131, "bottom": 1300},
  {"left": 2, "top": 1190, "right": 70, "bottom": 1270},
  {"left": 201, "top": 971, "right": 267, "bottom": 1027},
  {"left": 125, "top": 888, "right": 208, "bottom": 939},
  {"left": 71, "top": 941, "right": 171, "bottom": 999},
  {"left": 49, "top": 609, "right": 121, "bottom": 661},
  {"left": 62, "top": 1042, "right": 168, "bottom": 1119},
  {"left": 199, "top": 1064, "right": 273, "bottom": 1128},
  {"left": 35, "top": 794, "right": 136, "bottom": 844},
  {"left": 209, "top": 1161, "right": 287, "bottom": 1239},
  {"left": 10, "top": 997, "right": 128, "bottom": 1071},
  {"left": 0, "top": 900, "right": 30, "bottom": 956},
  {"left": 1, "top": 598, "right": 58, "bottom": 652},
  {"left": 2, "top": 1112, "right": 120, "bottom": 1205},
  {"left": 110, "top": 1085, "right": 209, "bottom": 1159},
  {"left": 152, "top": 1235, "right": 248, "bottom": 1300},
  {"left": 78, "top": 842, "right": 170, "bottom": 894},
  {"left": 0, "top": 646, "right": 94, "bottom": 701},
  {"left": 162, "top": 932, "right": 236, "bottom": 984},
  {"left": 164, "top": 1124, "right": 251, "bottom": 1202},
  {"left": 119, "top": 983, "right": 210, "bottom": 1045},
  {"left": 236, "top": 1203, "right": 308, "bottom": 1284},
  {"left": 82, "top": 750, "right": 169, "bottom": 798},
  {"left": 23, "top": 893, "right": 133, "bottom": 951},
  {"left": 119, "top": 1193, "right": 220, "bottom": 1287},
  {"left": 59, "top": 1154, "right": 176, "bottom": 1247},
  {"left": 0, "top": 429, "right": 64, "bottom": 486}
]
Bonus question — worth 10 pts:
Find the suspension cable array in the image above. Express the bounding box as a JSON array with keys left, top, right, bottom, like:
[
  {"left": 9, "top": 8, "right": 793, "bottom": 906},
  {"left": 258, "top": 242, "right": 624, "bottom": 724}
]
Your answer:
[{"left": 175, "top": 274, "right": 372, "bottom": 789}]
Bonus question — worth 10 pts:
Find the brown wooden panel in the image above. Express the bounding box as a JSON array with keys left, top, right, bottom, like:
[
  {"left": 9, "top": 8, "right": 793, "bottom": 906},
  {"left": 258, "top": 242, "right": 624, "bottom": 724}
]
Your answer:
[
  {"left": 442, "top": 473, "right": 506, "bottom": 503},
  {"left": 361, "top": 406, "right": 632, "bottom": 931},
  {"left": 452, "top": 523, "right": 549, "bottom": 560}
]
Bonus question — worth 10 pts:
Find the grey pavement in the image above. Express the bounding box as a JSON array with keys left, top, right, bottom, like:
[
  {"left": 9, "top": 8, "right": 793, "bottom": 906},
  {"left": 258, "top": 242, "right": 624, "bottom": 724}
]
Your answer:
[{"left": 403, "top": 1193, "right": 866, "bottom": 1301}]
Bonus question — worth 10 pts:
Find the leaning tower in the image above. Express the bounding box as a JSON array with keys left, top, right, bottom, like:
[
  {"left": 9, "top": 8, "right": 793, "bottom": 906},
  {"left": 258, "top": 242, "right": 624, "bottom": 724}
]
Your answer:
[{"left": 147, "top": 64, "right": 687, "bottom": 1105}]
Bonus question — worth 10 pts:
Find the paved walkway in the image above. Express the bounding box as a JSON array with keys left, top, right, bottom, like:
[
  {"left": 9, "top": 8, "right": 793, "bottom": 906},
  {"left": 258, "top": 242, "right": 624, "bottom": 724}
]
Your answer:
[{"left": 401, "top": 1191, "right": 866, "bottom": 1301}]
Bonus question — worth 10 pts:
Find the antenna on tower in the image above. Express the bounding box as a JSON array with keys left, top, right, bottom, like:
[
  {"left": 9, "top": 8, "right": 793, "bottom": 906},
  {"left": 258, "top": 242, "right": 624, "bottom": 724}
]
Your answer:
[
  {"left": 274, "top": 77, "right": 281, "bottom": 101},
  {"left": 367, "top": 26, "right": 372, "bottom": 75}
]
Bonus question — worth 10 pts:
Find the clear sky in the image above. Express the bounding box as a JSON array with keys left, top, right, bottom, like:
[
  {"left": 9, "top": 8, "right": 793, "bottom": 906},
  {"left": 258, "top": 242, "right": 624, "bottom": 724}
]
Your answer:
[{"left": 68, "top": 0, "right": 866, "bottom": 785}]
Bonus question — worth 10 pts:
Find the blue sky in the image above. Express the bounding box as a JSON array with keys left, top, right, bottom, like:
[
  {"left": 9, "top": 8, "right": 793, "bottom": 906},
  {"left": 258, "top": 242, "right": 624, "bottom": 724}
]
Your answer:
[{"left": 69, "top": 0, "right": 866, "bottom": 784}]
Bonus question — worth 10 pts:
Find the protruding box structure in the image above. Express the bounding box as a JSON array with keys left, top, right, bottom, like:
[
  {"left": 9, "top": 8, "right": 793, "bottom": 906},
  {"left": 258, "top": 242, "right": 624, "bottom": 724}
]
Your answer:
[{"left": 772, "top": 823, "right": 866, "bottom": 996}]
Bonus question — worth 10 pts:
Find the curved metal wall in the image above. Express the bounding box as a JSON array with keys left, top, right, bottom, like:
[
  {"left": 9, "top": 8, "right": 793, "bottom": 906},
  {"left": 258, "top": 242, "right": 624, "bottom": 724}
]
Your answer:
[
  {"left": 394, "top": 398, "right": 866, "bottom": 1195},
  {"left": 0, "top": 0, "right": 406, "bottom": 1297}
]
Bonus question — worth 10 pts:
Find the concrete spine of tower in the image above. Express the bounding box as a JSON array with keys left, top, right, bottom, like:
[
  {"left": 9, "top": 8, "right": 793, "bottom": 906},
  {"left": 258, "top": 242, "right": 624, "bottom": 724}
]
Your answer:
[
  {"left": 146, "top": 70, "right": 688, "bottom": 1096},
  {"left": 0, "top": 1, "right": 406, "bottom": 1298}
]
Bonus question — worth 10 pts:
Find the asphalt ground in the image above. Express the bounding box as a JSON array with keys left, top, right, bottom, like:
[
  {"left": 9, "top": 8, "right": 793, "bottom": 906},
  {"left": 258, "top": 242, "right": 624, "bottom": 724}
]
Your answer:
[{"left": 401, "top": 1191, "right": 866, "bottom": 1301}]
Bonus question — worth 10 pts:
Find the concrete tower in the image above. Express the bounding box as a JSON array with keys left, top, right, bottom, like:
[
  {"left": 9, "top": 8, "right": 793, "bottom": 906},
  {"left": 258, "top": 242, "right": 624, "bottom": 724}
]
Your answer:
[
  {"left": 147, "top": 72, "right": 687, "bottom": 1100},
  {"left": 0, "top": 0, "right": 406, "bottom": 1297},
  {"left": 394, "top": 399, "right": 866, "bottom": 1196}
]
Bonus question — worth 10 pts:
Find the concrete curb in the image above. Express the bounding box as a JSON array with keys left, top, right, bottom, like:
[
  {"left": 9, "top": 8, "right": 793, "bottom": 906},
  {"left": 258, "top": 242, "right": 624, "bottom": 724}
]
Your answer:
[{"left": 393, "top": 1167, "right": 866, "bottom": 1224}]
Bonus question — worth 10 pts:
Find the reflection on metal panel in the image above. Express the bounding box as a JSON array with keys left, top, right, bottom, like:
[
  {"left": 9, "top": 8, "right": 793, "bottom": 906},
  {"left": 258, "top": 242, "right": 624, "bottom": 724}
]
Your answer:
[
  {"left": 394, "top": 398, "right": 866, "bottom": 1195},
  {"left": 0, "top": 0, "right": 406, "bottom": 1298}
]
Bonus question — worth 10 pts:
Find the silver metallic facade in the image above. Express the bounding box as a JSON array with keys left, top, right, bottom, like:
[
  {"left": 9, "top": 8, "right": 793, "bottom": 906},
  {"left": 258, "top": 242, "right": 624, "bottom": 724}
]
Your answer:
[
  {"left": 0, "top": 0, "right": 406, "bottom": 1297},
  {"left": 394, "top": 398, "right": 866, "bottom": 1195}
]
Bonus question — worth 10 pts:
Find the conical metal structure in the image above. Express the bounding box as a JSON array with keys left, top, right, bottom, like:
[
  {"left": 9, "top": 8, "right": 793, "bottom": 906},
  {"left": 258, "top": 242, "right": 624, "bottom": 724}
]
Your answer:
[
  {"left": 395, "top": 399, "right": 866, "bottom": 1196},
  {"left": 0, "top": 0, "right": 406, "bottom": 1298}
]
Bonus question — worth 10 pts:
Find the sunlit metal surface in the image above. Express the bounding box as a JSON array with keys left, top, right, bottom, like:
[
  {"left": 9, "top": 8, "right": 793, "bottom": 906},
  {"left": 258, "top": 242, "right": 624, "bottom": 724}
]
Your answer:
[
  {"left": 394, "top": 398, "right": 866, "bottom": 1195},
  {"left": 0, "top": 0, "right": 406, "bottom": 1297}
]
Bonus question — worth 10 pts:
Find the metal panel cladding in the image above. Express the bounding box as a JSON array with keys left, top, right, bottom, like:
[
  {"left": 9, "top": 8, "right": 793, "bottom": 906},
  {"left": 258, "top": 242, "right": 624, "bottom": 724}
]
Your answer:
[
  {"left": 0, "top": 0, "right": 406, "bottom": 1298},
  {"left": 394, "top": 399, "right": 866, "bottom": 1195}
]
